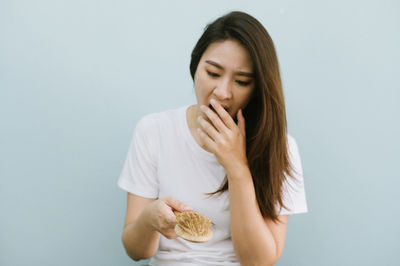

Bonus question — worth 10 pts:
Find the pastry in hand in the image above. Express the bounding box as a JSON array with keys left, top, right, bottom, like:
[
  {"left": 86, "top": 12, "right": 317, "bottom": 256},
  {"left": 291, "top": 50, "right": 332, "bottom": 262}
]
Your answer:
[{"left": 174, "top": 211, "right": 213, "bottom": 243}]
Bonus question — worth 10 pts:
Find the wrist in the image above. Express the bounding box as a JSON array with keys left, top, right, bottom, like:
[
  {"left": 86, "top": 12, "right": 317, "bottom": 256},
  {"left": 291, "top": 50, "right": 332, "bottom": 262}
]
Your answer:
[{"left": 226, "top": 163, "right": 251, "bottom": 182}]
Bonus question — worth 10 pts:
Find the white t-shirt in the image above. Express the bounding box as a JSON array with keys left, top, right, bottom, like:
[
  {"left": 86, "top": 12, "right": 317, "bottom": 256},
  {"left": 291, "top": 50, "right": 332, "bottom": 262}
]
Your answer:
[{"left": 118, "top": 105, "right": 308, "bottom": 266}]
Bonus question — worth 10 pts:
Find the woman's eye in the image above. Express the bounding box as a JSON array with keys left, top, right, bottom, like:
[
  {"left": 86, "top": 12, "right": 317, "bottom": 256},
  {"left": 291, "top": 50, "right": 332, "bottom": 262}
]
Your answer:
[
  {"left": 207, "top": 71, "right": 220, "bottom": 77},
  {"left": 236, "top": 80, "right": 251, "bottom": 86}
]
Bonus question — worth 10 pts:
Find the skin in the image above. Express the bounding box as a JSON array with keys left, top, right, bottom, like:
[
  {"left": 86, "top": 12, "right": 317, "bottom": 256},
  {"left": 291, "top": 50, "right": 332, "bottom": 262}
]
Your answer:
[
  {"left": 122, "top": 40, "right": 289, "bottom": 265},
  {"left": 187, "top": 39, "right": 254, "bottom": 167}
]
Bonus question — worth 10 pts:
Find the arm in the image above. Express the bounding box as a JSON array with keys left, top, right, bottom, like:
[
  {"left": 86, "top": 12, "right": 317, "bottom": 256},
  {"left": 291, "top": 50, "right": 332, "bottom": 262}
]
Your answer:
[
  {"left": 121, "top": 193, "right": 159, "bottom": 261},
  {"left": 121, "top": 193, "right": 192, "bottom": 261},
  {"left": 197, "top": 101, "right": 288, "bottom": 265},
  {"left": 227, "top": 165, "right": 288, "bottom": 266}
]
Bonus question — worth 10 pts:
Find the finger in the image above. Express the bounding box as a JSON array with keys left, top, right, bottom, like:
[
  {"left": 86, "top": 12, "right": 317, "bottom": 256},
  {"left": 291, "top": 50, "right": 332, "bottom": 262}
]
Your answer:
[
  {"left": 197, "top": 115, "right": 222, "bottom": 142},
  {"left": 237, "top": 109, "right": 246, "bottom": 137},
  {"left": 200, "top": 104, "right": 229, "bottom": 134},
  {"left": 159, "top": 220, "right": 178, "bottom": 238},
  {"left": 163, "top": 197, "right": 192, "bottom": 212},
  {"left": 197, "top": 127, "right": 217, "bottom": 153},
  {"left": 210, "top": 99, "right": 236, "bottom": 130},
  {"left": 164, "top": 229, "right": 179, "bottom": 239}
]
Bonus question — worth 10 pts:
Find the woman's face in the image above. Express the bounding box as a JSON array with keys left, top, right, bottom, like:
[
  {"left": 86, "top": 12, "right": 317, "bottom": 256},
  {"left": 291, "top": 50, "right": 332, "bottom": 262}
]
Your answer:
[{"left": 193, "top": 40, "right": 255, "bottom": 120}]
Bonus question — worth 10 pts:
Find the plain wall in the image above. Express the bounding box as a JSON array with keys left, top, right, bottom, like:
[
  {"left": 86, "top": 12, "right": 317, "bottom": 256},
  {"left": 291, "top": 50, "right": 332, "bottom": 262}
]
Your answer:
[{"left": 1, "top": 0, "right": 399, "bottom": 265}]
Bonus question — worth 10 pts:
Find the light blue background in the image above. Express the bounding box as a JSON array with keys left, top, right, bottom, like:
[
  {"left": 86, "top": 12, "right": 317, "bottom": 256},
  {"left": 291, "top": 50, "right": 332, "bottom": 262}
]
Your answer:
[{"left": 1, "top": 1, "right": 399, "bottom": 265}]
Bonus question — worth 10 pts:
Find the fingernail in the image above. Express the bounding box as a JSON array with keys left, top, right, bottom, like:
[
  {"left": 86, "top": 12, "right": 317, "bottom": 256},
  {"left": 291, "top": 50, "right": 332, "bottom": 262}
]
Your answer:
[{"left": 210, "top": 99, "right": 216, "bottom": 104}]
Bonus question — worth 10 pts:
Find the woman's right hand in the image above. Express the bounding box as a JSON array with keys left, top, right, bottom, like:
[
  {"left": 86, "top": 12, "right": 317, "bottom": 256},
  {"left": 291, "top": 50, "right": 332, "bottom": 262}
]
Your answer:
[{"left": 147, "top": 197, "right": 192, "bottom": 239}]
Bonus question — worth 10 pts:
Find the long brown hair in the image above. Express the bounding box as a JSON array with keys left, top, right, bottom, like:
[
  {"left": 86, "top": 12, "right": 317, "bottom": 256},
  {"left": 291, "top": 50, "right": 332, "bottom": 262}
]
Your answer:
[{"left": 190, "top": 11, "right": 294, "bottom": 222}]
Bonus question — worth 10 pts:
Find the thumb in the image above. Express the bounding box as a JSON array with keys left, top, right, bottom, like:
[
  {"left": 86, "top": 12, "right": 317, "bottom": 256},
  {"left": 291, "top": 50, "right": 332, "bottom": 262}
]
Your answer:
[
  {"left": 163, "top": 197, "right": 192, "bottom": 212},
  {"left": 237, "top": 109, "right": 246, "bottom": 137}
]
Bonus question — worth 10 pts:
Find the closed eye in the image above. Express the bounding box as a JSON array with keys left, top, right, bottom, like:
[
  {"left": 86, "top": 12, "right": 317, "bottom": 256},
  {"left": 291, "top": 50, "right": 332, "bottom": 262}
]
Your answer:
[
  {"left": 236, "top": 80, "right": 251, "bottom": 86},
  {"left": 207, "top": 71, "right": 220, "bottom": 77}
]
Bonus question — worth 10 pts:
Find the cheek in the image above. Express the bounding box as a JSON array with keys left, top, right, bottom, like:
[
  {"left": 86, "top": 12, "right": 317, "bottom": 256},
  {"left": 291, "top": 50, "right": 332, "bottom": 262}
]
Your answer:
[
  {"left": 194, "top": 80, "right": 203, "bottom": 98},
  {"left": 193, "top": 74, "right": 202, "bottom": 96},
  {"left": 194, "top": 72, "right": 211, "bottom": 99},
  {"left": 239, "top": 89, "right": 254, "bottom": 103},
  {"left": 194, "top": 80, "right": 207, "bottom": 105}
]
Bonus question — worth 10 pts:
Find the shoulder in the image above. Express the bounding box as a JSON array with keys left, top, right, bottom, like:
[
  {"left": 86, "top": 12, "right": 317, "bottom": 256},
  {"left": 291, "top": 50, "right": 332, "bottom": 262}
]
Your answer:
[
  {"left": 286, "top": 133, "right": 303, "bottom": 176},
  {"left": 287, "top": 134, "right": 301, "bottom": 159},
  {"left": 286, "top": 134, "right": 298, "bottom": 149},
  {"left": 137, "top": 105, "right": 187, "bottom": 125},
  {"left": 135, "top": 105, "right": 187, "bottom": 133},
  {"left": 279, "top": 134, "right": 308, "bottom": 215}
]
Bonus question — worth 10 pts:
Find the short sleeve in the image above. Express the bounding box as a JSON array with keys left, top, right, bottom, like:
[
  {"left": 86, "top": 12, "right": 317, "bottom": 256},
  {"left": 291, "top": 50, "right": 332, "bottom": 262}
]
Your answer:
[
  {"left": 279, "top": 135, "right": 308, "bottom": 215},
  {"left": 117, "top": 115, "right": 159, "bottom": 198}
]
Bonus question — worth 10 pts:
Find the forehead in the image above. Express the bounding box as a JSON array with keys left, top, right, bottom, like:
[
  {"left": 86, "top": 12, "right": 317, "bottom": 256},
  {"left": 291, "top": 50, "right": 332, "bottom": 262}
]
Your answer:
[{"left": 201, "top": 40, "right": 253, "bottom": 71}]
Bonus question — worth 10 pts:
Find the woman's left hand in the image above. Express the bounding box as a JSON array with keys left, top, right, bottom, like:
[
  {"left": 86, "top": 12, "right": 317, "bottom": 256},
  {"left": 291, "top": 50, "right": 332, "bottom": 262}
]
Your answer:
[{"left": 197, "top": 99, "right": 248, "bottom": 174}]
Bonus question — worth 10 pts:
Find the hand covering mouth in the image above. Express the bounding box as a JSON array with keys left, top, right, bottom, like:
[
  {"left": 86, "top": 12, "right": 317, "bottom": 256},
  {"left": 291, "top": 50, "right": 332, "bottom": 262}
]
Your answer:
[{"left": 208, "top": 104, "right": 230, "bottom": 114}]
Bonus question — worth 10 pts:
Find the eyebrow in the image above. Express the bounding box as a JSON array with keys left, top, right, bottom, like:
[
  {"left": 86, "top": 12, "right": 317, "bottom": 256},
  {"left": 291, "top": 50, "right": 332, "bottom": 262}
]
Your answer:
[{"left": 205, "top": 60, "right": 254, "bottom": 77}]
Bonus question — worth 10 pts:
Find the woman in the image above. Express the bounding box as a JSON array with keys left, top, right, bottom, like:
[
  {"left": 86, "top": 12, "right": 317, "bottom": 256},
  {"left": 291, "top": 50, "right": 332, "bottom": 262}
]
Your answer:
[{"left": 118, "top": 11, "right": 307, "bottom": 265}]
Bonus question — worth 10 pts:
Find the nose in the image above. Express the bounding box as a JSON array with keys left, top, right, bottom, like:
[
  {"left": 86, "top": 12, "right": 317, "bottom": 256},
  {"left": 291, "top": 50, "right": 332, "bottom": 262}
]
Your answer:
[{"left": 213, "top": 78, "right": 232, "bottom": 101}]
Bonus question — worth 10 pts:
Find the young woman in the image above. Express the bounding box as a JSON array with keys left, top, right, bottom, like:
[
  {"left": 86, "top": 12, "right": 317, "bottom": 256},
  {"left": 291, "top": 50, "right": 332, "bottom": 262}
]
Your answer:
[{"left": 118, "top": 11, "right": 307, "bottom": 266}]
